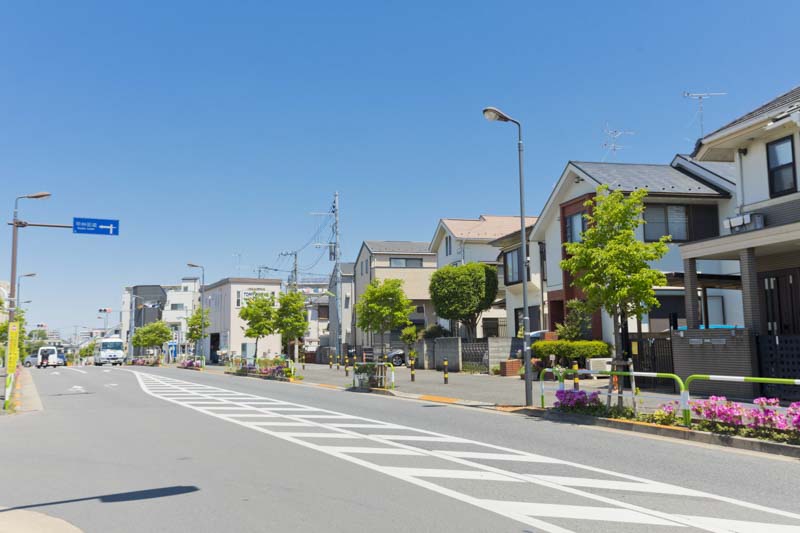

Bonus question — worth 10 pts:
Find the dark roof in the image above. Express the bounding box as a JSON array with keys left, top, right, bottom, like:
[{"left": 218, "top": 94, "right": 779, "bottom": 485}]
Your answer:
[
  {"left": 488, "top": 224, "right": 536, "bottom": 248},
  {"left": 339, "top": 262, "right": 354, "bottom": 276},
  {"left": 681, "top": 158, "right": 737, "bottom": 184},
  {"left": 571, "top": 161, "right": 726, "bottom": 197},
  {"left": 363, "top": 241, "right": 434, "bottom": 254},
  {"left": 705, "top": 85, "right": 800, "bottom": 139}
]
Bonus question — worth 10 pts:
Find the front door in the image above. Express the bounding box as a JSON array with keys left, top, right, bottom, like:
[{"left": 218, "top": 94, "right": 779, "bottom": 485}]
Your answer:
[
  {"left": 760, "top": 269, "right": 800, "bottom": 335},
  {"left": 210, "top": 333, "right": 220, "bottom": 364}
]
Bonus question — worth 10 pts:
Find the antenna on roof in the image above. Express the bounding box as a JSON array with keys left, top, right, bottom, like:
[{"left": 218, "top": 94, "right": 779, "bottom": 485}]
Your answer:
[
  {"left": 602, "top": 123, "right": 635, "bottom": 161},
  {"left": 683, "top": 91, "right": 727, "bottom": 138}
]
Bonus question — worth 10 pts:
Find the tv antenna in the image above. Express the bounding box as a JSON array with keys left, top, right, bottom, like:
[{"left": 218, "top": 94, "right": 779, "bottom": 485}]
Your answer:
[
  {"left": 602, "top": 123, "right": 634, "bottom": 161},
  {"left": 683, "top": 91, "right": 726, "bottom": 137}
]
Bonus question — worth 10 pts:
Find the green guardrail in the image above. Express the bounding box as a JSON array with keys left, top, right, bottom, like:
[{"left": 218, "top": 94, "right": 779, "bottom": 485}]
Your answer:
[{"left": 682, "top": 374, "right": 800, "bottom": 425}]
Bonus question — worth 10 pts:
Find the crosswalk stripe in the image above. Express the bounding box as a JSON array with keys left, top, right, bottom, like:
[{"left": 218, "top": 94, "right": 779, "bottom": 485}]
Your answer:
[
  {"left": 528, "top": 475, "right": 707, "bottom": 496},
  {"left": 280, "top": 433, "right": 363, "bottom": 439},
  {"left": 674, "top": 515, "right": 800, "bottom": 532},
  {"left": 320, "top": 446, "right": 424, "bottom": 456},
  {"left": 368, "top": 435, "right": 467, "bottom": 443}
]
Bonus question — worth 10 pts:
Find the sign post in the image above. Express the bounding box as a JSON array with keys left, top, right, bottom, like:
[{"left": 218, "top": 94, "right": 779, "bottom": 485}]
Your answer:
[
  {"left": 72, "top": 217, "right": 120, "bottom": 236},
  {"left": 4, "top": 322, "right": 20, "bottom": 410}
]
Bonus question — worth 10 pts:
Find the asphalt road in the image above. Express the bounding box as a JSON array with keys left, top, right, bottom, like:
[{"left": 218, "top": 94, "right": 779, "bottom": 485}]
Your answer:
[{"left": 2, "top": 366, "right": 799, "bottom": 533}]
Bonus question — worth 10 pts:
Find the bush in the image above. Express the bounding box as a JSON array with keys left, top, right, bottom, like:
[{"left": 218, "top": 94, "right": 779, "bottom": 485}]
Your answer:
[
  {"left": 531, "top": 340, "right": 611, "bottom": 366},
  {"left": 421, "top": 324, "right": 451, "bottom": 339},
  {"left": 491, "top": 365, "right": 500, "bottom": 375}
]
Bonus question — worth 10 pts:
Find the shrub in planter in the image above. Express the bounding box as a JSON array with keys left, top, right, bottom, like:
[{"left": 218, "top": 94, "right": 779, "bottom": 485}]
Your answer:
[
  {"left": 531, "top": 340, "right": 611, "bottom": 367},
  {"left": 553, "top": 389, "right": 604, "bottom": 415}
]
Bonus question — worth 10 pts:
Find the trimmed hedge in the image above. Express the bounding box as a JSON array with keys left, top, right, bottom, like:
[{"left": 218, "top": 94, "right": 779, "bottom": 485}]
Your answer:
[{"left": 532, "top": 340, "right": 611, "bottom": 365}]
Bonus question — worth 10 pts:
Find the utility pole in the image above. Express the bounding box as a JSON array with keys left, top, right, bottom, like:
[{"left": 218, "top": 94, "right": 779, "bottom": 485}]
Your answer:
[
  {"left": 279, "top": 251, "right": 298, "bottom": 291},
  {"left": 333, "top": 192, "right": 342, "bottom": 360}
]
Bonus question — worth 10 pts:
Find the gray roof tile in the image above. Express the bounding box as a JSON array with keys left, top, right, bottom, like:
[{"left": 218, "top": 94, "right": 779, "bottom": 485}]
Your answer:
[
  {"left": 571, "top": 161, "right": 725, "bottom": 197},
  {"left": 363, "top": 241, "right": 433, "bottom": 254}
]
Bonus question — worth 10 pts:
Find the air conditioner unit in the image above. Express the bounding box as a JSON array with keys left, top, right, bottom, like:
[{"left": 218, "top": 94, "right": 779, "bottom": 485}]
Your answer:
[{"left": 728, "top": 212, "right": 765, "bottom": 234}]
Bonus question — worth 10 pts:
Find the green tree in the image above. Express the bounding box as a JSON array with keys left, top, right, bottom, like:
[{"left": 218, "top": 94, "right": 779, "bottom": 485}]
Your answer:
[
  {"left": 276, "top": 292, "right": 308, "bottom": 363},
  {"left": 555, "top": 299, "right": 591, "bottom": 341},
  {"left": 239, "top": 293, "right": 277, "bottom": 364},
  {"left": 400, "top": 324, "right": 418, "bottom": 361},
  {"left": 26, "top": 328, "right": 48, "bottom": 354},
  {"left": 79, "top": 340, "right": 96, "bottom": 359},
  {"left": 429, "top": 263, "right": 498, "bottom": 339},
  {"left": 132, "top": 321, "right": 173, "bottom": 358},
  {"left": 185, "top": 307, "right": 210, "bottom": 357},
  {"left": 561, "top": 185, "right": 669, "bottom": 364},
  {"left": 355, "top": 279, "right": 415, "bottom": 356}
]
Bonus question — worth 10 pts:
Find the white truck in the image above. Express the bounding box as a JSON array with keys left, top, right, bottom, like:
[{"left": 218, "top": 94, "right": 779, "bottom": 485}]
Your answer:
[
  {"left": 37, "top": 346, "right": 62, "bottom": 368},
  {"left": 93, "top": 337, "right": 126, "bottom": 366}
]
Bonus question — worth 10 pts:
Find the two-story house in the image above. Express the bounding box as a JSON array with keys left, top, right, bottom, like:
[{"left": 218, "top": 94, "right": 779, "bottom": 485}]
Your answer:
[
  {"left": 352, "top": 241, "right": 436, "bottom": 351},
  {"left": 494, "top": 157, "right": 742, "bottom": 345},
  {"left": 429, "top": 215, "right": 536, "bottom": 337},
  {"left": 679, "top": 85, "right": 800, "bottom": 399}
]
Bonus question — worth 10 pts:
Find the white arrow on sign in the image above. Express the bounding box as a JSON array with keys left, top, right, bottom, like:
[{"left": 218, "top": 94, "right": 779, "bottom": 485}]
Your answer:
[{"left": 98, "top": 223, "right": 116, "bottom": 235}]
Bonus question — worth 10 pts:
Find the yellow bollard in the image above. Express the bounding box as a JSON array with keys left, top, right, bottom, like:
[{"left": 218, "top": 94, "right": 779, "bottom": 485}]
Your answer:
[
  {"left": 443, "top": 358, "right": 449, "bottom": 385},
  {"left": 329, "top": 354, "right": 333, "bottom": 369},
  {"left": 410, "top": 358, "right": 415, "bottom": 382},
  {"left": 345, "top": 356, "right": 349, "bottom": 377},
  {"left": 572, "top": 360, "right": 579, "bottom": 391},
  {"left": 336, "top": 354, "right": 340, "bottom": 371}
]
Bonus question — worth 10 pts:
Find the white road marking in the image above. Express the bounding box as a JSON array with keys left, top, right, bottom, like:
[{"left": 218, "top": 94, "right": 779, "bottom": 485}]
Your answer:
[
  {"left": 63, "top": 367, "right": 87, "bottom": 374},
  {"left": 131, "top": 371, "right": 800, "bottom": 533},
  {"left": 674, "top": 515, "right": 800, "bottom": 532},
  {"left": 487, "top": 501, "right": 681, "bottom": 526},
  {"left": 104, "top": 383, "right": 119, "bottom": 388},
  {"left": 383, "top": 467, "right": 522, "bottom": 482},
  {"left": 51, "top": 372, "right": 60, "bottom": 375},
  {"left": 102, "top": 370, "right": 111, "bottom": 373},
  {"left": 527, "top": 475, "right": 707, "bottom": 496},
  {"left": 318, "top": 446, "right": 424, "bottom": 456},
  {"left": 368, "top": 435, "right": 467, "bottom": 443},
  {"left": 280, "top": 433, "right": 362, "bottom": 439}
]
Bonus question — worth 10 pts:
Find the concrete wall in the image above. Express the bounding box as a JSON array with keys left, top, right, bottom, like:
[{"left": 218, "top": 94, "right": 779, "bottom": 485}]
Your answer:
[
  {"left": 487, "top": 337, "right": 525, "bottom": 368},
  {"left": 671, "top": 329, "right": 758, "bottom": 398},
  {"left": 433, "top": 337, "right": 461, "bottom": 371}
]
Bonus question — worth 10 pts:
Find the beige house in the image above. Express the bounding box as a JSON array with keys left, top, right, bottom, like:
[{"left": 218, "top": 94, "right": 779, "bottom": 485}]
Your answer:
[
  {"left": 429, "top": 215, "right": 536, "bottom": 337},
  {"left": 678, "top": 85, "right": 800, "bottom": 399},
  {"left": 352, "top": 241, "right": 436, "bottom": 350}
]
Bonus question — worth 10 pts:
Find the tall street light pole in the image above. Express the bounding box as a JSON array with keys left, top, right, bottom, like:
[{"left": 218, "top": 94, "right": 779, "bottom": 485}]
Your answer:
[
  {"left": 483, "top": 106, "right": 533, "bottom": 406},
  {"left": 16, "top": 272, "right": 36, "bottom": 311},
  {"left": 8, "top": 192, "right": 51, "bottom": 323},
  {"left": 187, "top": 263, "right": 205, "bottom": 362}
]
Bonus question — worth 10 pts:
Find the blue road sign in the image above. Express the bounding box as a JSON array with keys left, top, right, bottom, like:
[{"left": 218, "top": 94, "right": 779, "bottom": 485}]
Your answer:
[{"left": 73, "top": 217, "right": 120, "bottom": 236}]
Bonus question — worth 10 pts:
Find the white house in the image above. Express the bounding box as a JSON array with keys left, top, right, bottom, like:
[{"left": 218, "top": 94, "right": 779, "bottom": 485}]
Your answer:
[
  {"left": 493, "top": 157, "right": 744, "bottom": 344},
  {"left": 203, "top": 277, "right": 283, "bottom": 363},
  {"left": 429, "top": 215, "right": 536, "bottom": 337}
]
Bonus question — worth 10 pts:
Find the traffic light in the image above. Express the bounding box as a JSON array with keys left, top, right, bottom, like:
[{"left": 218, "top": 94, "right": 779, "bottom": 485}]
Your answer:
[{"left": 98, "top": 308, "right": 112, "bottom": 313}]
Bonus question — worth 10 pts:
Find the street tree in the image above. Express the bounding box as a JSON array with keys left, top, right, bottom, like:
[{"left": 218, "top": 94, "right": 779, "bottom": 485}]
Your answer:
[
  {"left": 276, "top": 291, "right": 308, "bottom": 364},
  {"left": 400, "top": 324, "right": 419, "bottom": 363},
  {"left": 79, "top": 341, "right": 96, "bottom": 361},
  {"left": 132, "top": 321, "right": 173, "bottom": 359},
  {"left": 429, "top": 263, "right": 498, "bottom": 339},
  {"left": 238, "top": 293, "right": 277, "bottom": 364},
  {"left": 355, "top": 279, "right": 415, "bottom": 356},
  {"left": 185, "top": 307, "right": 210, "bottom": 357},
  {"left": 561, "top": 185, "right": 669, "bottom": 364}
]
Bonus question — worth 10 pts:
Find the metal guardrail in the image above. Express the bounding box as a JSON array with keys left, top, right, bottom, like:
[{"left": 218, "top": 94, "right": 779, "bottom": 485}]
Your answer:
[
  {"left": 352, "top": 362, "right": 395, "bottom": 390},
  {"left": 682, "top": 374, "right": 800, "bottom": 425},
  {"left": 540, "top": 367, "right": 800, "bottom": 426}
]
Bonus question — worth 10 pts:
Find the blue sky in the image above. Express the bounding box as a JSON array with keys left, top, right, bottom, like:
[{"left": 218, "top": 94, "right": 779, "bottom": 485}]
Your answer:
[{"left": 0, "top": 1, "right": 797, "bottom": 337}]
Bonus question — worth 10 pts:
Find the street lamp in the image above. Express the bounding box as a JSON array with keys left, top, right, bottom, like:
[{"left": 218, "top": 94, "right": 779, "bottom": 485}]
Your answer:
[
  {"left": 8, "top": 192, "right": 51, "bottom": 322},
  {"left": 187, "top": 263, "right": 205, "bottom": 362},
  {"left": 483, "top": 106, "right": 534, "bottom": 407},
  {"left": 16, "top": 272, "right": 36, "bottom": 310}
]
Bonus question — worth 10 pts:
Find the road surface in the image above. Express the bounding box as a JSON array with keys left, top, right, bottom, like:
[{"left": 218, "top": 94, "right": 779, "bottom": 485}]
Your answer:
[{"left": 1, "top": 366, "right": 799, "bottom": 532}]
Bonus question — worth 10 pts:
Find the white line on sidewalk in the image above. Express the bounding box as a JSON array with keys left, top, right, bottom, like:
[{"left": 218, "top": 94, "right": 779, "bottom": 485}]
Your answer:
[{"left": 63, "top": 367, "right": 87, "bottom": 374}]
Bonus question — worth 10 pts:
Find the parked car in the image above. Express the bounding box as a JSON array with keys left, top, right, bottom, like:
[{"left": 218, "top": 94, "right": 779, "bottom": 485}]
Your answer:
[{"left": 23, "top": 354, "right": 38, "bottom": 367}]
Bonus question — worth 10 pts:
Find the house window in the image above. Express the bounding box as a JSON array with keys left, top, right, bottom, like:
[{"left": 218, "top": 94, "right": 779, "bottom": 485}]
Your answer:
[
  {"left": 415, "top": 305, "right": 424, "bottom": 314},
  {"left": 644, "top": 204, "right": 718, "bottom": 242},
  {"left": 445, "top": 236, "right": 452, "bottom": 256},
  {"left": 390, "top": 258, "right": 423, "bottom": 268},
  {"left": 169, "top": 303, "right": 184, "bottom": 311},
  {"left": 344, "top": 294, "right": 350, "bottom": 309},
  {"left": 318, "top": 305, "right": 329, "bottom": 320},
  {"left": 565, "top": 212, "right": 586, "bottom": 243},
  {"left": 767, "top": 135, "right": 796, "bottom": 197},
  {"left": 504, "top": 248, "right": 521, "bottom": 284},
  {"left": 235, "top": 291, "right": 241, "bottom": 308},
  {"left": 538, "top": 242, "right": 547, "bottom": 282}
]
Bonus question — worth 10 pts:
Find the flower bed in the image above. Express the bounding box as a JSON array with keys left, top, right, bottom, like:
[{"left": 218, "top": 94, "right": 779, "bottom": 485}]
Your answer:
[
  {"left": 226, "top": 361, "right": 294, "bottom": 381},
  {"left": 130, "top": 358, "right": 159, "bottom": 367},
  {"left": 178, "top": 359, "right": 204, "bottom": 371},
  {"left": 552, "top": 391, "right": 800, "bottom": 446}
]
